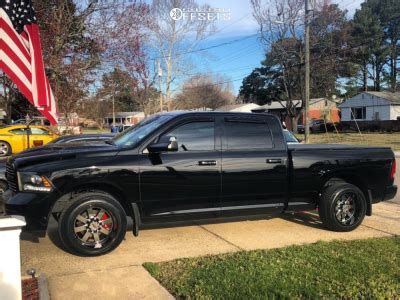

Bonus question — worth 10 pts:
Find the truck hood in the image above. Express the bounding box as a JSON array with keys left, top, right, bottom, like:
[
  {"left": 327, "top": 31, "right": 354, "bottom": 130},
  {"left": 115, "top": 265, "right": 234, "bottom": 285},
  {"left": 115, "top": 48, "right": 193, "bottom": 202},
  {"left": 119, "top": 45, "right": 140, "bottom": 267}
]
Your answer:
[{"left": 11, "top": 142, "right": 120, "bottom": 169}]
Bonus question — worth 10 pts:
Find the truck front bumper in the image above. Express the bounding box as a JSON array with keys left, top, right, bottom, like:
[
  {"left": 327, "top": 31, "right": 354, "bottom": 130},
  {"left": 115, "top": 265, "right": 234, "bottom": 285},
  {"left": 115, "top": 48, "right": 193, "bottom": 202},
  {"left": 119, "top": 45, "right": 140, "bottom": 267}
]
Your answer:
[
  {"left": 383, "top": 185, "right": 397, "bottom": 201},
  {"left": 2, "top": 190, "right": 53, "bottom": 232}
]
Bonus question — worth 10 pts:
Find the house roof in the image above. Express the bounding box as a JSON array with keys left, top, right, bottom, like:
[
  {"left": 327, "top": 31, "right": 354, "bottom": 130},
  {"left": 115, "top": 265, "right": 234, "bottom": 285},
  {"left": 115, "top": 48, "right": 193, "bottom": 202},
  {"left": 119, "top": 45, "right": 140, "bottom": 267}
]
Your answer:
[
  {"left": 338, "top": 92, "right": 400, "bottom": 108},
  {"left": 261, "top": 100, "right": 302, "bottom": 110},
  {"left": 215, "top": 103, "right": 261, "bottom": 112},
  {"left": 363, "top": 91, "right": 400, "bottom": 104}
]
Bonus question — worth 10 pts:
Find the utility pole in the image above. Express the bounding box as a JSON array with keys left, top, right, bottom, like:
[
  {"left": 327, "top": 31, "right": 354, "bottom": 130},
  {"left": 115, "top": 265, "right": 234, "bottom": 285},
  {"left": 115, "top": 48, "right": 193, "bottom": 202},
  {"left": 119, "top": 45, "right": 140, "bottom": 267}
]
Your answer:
[
  {"left": 304, "top": 0, "right": 312, "bottom": 143},
  {"left": 158, "top": 59, "right": 163, "bottom": 112},
  {"left": 112, "top": 83, "right": 116, "bottom": 128}
]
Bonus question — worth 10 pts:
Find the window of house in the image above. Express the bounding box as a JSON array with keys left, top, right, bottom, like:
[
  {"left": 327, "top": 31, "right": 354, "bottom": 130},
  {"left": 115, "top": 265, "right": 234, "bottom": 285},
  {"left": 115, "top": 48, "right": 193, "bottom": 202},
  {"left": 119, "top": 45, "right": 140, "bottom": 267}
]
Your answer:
[
  {"left": 351, "top": 107, "right": 366, "bottom": 120},
  {"left": 161, "top": 121, "right": 215, "bottom": 151}
]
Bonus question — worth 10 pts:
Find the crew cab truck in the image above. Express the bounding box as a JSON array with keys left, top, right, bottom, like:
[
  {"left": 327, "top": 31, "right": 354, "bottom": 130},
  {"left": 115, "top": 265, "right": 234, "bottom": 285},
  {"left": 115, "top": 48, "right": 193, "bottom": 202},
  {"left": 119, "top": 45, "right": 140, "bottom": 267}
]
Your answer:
[{"left": 1, "top": 112, "right": 397, "bottom": 256}]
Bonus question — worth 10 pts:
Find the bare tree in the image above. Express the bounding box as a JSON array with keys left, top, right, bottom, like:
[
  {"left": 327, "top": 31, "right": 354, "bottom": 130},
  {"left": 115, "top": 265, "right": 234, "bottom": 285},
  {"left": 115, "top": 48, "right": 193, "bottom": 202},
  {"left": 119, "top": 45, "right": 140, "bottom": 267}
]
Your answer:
[
  {"left": 150, "top": 0, "right": 216, "bottom": 109},
  {"left": 251, "top": 0, "right": 305, "bottom": 130},
  {"left": 250, "top": 0, "right": 349, "bottom": 131},
  {"left": 174, "top": 74, "right": 234, "bottom": 110},
  {"left": 94, "top": 1, "right": 157, "bottom": 115}
]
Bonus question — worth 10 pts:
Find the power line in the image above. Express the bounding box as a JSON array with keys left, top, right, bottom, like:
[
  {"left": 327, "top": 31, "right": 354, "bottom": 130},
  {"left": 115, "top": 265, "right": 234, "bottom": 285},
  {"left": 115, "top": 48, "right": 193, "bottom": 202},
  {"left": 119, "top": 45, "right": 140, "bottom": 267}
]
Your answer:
[
  {"left": 170, "top": 13, "right": 400, "bottom": 94},
  {"left": 149, "top": 34, "right": 258, "bottom": 61}
]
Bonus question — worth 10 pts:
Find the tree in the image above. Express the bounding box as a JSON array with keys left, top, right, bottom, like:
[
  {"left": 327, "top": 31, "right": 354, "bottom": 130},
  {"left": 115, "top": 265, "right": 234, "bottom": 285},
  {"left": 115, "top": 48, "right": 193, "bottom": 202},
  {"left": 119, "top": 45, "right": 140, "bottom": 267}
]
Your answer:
[
  {"left": 350, "top": 6, "right": 382, "bottom": 91},
  {"left": 247, "top": 0, "right": 350, "bottom": 131},
  {"left": 33, "top": 0, "right": 104, "bottom": 119},
  {"left": 309, "top": 3, "right": 353, "bottom": 97},
  {"left": 239, "top": 67, "right": 287, "bottom": 104},
  {"left": 174, "top": 75, "right": 234, "bottom": 110},
  {"left": 150, "top": 0, "right": 216, "bottom": 109},
  {"left": 250, "top": 0, "right": 306, "bottom": 131},
  {"left": 96, "top": 1, "right": 156, "bottom": 115},
  {"left": 97, "top": 68, "right": 138, "bottom": 113}
]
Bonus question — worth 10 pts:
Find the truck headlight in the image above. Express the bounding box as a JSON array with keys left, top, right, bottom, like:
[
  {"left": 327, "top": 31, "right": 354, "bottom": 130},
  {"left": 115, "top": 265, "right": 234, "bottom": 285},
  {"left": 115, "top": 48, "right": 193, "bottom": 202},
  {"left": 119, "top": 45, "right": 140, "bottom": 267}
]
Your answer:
[{"left": 19, "top": 173, "right": 53, "bottom": 192}]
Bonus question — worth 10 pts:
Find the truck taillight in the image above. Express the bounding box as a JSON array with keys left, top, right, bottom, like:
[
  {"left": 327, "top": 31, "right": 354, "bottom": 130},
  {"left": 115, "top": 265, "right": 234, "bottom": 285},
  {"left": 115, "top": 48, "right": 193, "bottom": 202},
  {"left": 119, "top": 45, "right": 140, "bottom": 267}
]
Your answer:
[{"left": 390, "top": 159, "right": 396, "bottom": 180}]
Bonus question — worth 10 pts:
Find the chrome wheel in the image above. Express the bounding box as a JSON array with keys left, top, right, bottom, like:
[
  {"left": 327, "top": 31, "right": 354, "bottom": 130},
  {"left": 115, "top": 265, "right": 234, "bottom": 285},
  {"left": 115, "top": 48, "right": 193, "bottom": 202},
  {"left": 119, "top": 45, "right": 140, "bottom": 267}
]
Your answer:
[
  {"left": 74, "top": 207, "right": 115, "bottom": 249},
  {"left": 335, "top": 192, "right": 356, "bottom": 225},
  {"left": 0, "top": 142, "right": 10, "bottom": 157}
]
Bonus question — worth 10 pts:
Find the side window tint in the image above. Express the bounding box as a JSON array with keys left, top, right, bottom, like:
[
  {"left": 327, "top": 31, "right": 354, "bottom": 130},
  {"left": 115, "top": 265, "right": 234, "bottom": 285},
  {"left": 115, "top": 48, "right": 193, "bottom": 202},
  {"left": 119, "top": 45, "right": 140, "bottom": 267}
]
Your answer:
[
  {"left": 224, "top": 118, "right": 273, "bottom": 150},
  {"left": 162, "top": 121, "right": 214, "bottom": 151}
]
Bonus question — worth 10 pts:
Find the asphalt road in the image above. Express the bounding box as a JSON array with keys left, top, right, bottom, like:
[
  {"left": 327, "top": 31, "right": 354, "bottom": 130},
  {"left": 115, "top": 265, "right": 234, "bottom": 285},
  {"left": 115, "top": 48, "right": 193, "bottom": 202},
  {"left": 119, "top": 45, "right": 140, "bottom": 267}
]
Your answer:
[{"left": 16, "top": 159, "right": 400, "bottom": 299}]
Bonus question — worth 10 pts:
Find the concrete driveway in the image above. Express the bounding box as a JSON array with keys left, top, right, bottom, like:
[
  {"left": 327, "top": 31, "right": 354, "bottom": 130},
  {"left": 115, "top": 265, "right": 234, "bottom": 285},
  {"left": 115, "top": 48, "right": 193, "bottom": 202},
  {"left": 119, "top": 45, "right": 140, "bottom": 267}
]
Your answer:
[{"left": 19, "top": 160, "right": 400, "bottom": 299}]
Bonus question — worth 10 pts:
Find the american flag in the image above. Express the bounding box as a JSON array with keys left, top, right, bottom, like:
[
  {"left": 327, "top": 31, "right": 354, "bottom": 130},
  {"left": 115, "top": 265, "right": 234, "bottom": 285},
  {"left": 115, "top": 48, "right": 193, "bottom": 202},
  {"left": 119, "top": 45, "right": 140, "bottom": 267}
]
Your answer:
[{"left": 0, "top": 0, "right": 57, "bottom": 124}]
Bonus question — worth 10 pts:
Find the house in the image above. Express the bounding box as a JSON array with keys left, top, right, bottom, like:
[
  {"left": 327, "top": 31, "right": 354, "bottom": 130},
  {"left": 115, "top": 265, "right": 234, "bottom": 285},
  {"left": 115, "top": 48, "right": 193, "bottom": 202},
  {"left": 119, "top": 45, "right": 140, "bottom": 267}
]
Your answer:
[
  {"left": 308, "top": 98, "right": 341, "bottom": 123},
  {"left": 104, "top": 112, "right": 145, "bottom": 127},
  {"left": 339, "top": 92, "right": 400, "bottom": 121},
  {"left": 58, "top": 112, "right": 80, "bottom": 126},
  {"left": 261, "top": 100, "right": 302, "bottom": 113},
  {"left": 261, "top": 98, "right": 340, "bottom": 130},
  {"left": 215, "top": 103, "right": 261, "bottom": 112}
]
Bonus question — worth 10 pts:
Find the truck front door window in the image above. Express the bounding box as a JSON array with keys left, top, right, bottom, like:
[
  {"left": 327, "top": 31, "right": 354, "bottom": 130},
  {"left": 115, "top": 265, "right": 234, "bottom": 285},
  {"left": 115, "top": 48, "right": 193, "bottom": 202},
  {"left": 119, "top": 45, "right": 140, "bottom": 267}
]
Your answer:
[{"left": 160, "top": 121, "right": 214, "bottom": 151}]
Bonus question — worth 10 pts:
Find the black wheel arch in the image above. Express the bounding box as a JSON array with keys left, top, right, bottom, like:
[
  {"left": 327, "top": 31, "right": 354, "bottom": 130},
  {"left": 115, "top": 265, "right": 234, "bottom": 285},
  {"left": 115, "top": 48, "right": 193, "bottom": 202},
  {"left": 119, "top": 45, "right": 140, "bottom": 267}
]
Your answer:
[
  {"left": 322, "top": 174, "right": 371, "bottom": 216},
  {"left": 49, "top": 183, "right": 139, "bottom": 225}
]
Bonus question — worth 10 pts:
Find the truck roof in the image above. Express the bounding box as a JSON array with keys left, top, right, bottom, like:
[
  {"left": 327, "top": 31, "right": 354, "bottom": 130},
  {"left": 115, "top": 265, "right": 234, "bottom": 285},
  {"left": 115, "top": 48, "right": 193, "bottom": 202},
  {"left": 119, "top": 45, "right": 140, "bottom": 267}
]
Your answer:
[{"left": 159, "top": 110, "right": 276, "bottom": 118}]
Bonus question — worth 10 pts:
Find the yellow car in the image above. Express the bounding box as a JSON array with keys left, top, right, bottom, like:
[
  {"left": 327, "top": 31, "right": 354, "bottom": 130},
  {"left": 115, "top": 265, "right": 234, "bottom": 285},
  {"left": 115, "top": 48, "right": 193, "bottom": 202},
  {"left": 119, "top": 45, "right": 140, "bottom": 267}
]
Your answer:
[{"left": 0, "top": 125, "right": 60, "bottom": 156}]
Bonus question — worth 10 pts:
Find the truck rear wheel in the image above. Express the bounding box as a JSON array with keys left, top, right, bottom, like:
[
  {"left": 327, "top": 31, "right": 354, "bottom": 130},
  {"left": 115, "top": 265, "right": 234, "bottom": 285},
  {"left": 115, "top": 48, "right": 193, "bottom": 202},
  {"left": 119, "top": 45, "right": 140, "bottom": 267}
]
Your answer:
[
  {"left": 58, "top": 192, "right": 127, "bottom": 256},
  {"left": 319, "top": 183, "right": 366, "bottom": 232}
]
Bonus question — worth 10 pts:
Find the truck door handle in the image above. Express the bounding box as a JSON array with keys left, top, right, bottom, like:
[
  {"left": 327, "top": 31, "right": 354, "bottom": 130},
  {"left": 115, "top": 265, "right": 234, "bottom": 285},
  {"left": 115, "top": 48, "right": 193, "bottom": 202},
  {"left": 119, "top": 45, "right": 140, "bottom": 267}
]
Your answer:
[
  {"left": 198, "top": 160, "right": 217, "bottom": 166},
  {"left": 266, "top": 158, "right": 282, "bottom": 164}
]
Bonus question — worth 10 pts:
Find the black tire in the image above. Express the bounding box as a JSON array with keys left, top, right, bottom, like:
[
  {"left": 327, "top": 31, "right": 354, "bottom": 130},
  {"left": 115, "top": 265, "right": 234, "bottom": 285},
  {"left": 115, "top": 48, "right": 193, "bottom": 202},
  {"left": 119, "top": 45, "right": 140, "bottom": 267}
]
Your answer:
[
  {"left": 58, "top": 192, "right": 127, "bottom": 256},
  {"left": 319, "top": 183, "right": 366, "bottom": 232},
  {"left": 0, "top": 141, "right": 11, "bottom": 157},
  {"left": 0, "top": 180, "right": 8, "bottom": 193}
]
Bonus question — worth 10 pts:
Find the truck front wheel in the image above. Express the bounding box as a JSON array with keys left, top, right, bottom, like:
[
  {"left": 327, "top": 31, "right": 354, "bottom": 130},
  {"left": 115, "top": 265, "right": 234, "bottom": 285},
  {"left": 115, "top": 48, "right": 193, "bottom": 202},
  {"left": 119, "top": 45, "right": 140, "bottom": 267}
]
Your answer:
[
  {"left": 319, "top": 183, "right": 366, "bottom": 232},
  {"left": 58, "top": 192, "right": 127, "bottom": 256}
]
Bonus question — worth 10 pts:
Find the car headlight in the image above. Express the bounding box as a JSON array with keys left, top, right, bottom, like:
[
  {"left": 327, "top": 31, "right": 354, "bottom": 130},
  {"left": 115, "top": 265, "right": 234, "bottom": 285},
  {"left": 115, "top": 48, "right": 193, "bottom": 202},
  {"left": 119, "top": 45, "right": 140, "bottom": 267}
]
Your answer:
[{"left": 18, "top": 173, "right": 53, "bottom": 192}]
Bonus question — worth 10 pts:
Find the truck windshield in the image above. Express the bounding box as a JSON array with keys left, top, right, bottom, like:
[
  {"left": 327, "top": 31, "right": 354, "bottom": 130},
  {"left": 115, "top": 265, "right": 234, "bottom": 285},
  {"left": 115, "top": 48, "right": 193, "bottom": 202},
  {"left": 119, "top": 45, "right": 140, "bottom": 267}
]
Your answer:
[{"left": 112, "top": 114, "right": 173, "bottom": 147}]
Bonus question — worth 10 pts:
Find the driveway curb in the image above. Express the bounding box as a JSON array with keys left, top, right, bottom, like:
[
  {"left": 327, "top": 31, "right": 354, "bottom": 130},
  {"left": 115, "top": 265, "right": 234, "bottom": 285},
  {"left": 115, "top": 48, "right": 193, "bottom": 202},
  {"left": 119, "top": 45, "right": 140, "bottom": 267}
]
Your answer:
[{"left": 38, "top": 273, "right": 50, "bottom": 300}]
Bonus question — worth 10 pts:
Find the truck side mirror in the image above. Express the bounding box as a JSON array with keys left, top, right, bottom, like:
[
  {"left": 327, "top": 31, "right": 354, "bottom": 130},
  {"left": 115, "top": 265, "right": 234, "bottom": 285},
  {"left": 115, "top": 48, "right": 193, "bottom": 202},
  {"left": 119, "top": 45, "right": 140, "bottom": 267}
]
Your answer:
[{"left": 147, "top": 136, "right": 178, "bottom": 153}]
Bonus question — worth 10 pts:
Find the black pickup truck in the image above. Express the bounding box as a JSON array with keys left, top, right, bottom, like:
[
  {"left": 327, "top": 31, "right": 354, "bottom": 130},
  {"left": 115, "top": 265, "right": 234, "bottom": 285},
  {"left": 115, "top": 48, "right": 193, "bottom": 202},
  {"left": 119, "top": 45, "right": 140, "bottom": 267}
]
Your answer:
[{"left": 1, "top": 112, "right": 397, "bottom": 256}]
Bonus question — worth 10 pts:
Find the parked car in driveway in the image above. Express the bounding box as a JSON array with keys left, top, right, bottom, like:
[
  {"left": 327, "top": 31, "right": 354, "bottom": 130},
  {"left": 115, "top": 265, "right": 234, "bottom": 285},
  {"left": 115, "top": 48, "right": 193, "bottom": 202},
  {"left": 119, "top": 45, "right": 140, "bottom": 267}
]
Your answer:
[
  {"left": 310, "top": 119, "right": 335, "bottom": 133},
  {"left": 0, "top": 125, "right": 59, "bottom": 157},
  {"left": 297, "top": 124, "right": 305, "bottom": 133},
  {"left": 1, "top": 111, "right": 397, "bottom": 256}
]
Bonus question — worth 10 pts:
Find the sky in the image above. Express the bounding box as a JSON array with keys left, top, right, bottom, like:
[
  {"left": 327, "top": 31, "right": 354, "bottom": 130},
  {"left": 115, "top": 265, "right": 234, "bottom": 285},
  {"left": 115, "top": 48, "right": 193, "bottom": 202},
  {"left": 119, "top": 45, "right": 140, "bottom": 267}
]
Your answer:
[{"left": 177, "top": 0, "right": 365, "bottom": 95}]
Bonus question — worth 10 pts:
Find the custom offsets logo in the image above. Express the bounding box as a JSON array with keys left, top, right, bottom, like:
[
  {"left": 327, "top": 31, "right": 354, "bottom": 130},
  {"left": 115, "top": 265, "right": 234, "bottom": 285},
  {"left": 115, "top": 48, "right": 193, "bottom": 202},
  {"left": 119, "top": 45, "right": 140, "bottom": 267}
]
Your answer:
[{"left": 170, "top": 7, "right": 231, "bottom": 21}]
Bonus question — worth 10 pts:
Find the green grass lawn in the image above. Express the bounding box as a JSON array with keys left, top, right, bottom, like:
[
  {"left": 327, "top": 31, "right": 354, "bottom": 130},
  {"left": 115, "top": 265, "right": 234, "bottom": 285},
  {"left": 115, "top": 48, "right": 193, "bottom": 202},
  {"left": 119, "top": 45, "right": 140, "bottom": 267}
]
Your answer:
[
  {"left": 144, "top": 237, "right": 400, "bottom": 299},
  {"left": 297, "top": 132, "right": 400, "bottom": 151}
]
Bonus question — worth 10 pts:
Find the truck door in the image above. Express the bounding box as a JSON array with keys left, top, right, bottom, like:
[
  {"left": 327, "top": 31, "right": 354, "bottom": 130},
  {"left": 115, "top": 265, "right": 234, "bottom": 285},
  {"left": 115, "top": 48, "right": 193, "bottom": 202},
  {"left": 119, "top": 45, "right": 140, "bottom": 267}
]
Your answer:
[
  {"left": 219, "top": 114, "right": 288, "bottom": 216},
  {"left": 138, "top": 116, "right": 221, "bottom": 221}
]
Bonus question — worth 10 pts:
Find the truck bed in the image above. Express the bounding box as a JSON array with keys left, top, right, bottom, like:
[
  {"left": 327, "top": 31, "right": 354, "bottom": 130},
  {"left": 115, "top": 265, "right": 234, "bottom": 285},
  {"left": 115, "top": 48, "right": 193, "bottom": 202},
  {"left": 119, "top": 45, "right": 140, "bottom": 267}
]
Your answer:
[{"left": 287, "top": 143, "right": 395, "bottom": 207}]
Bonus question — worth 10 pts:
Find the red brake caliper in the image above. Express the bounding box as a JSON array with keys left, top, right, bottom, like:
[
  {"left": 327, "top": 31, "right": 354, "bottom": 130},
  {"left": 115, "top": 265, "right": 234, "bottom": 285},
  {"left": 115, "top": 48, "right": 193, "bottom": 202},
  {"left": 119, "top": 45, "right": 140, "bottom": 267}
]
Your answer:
[{"left": 101, "top": 212, "right": 110, "bottom": 230}]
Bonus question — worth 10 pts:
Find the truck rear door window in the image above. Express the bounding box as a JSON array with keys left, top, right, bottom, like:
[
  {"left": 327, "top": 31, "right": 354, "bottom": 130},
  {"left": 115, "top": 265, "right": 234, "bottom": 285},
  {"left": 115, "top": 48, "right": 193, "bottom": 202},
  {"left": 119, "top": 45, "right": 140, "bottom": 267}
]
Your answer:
[{"left": 224, "top": 118, "right": 273, "bottom": 150}]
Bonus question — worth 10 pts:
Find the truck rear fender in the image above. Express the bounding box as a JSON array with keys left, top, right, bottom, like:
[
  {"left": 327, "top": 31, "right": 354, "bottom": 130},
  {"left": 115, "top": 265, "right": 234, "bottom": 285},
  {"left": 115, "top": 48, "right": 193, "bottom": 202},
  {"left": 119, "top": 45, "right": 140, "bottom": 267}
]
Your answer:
[{"left": 322, "top": 175, "right": 372, "bottom": 216}]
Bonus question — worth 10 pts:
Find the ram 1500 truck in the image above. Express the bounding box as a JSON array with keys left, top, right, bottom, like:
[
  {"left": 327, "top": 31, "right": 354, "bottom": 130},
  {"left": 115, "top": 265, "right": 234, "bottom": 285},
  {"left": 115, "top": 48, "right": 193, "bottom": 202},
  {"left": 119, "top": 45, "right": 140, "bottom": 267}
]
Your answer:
[{"left": 1, "top": 112, "right": 397, "bottom": 256}]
